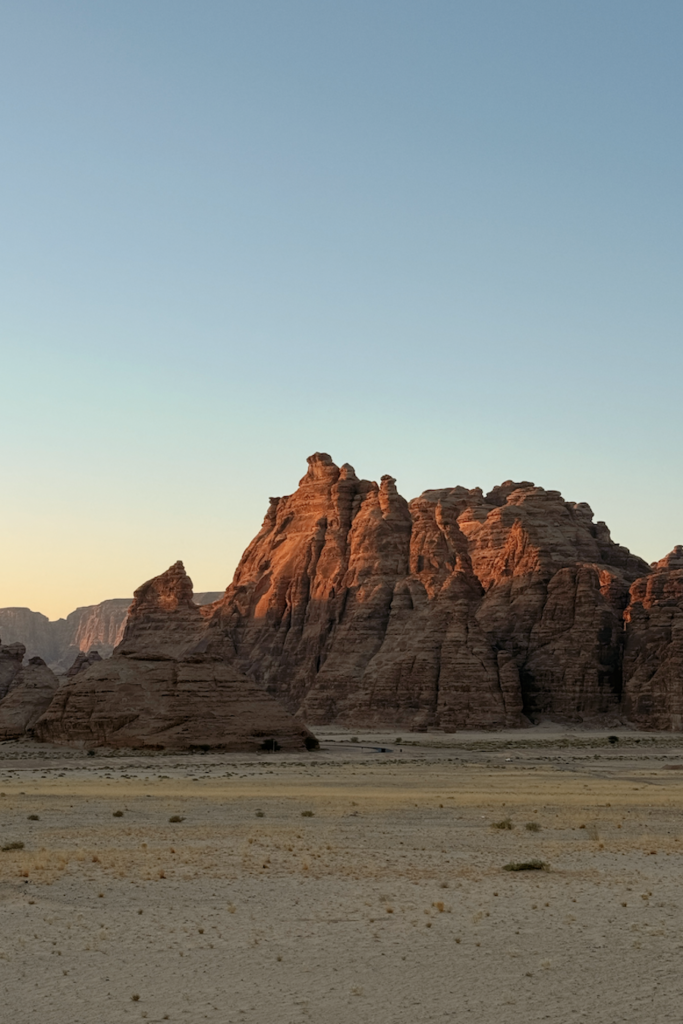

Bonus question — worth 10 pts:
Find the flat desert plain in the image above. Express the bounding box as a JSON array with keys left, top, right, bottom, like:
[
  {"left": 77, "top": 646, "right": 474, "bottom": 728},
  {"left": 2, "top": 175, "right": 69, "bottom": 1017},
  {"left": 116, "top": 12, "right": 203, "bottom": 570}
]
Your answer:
[{"left": 2, "top": 728, "right": 683, "bottom": 1023}]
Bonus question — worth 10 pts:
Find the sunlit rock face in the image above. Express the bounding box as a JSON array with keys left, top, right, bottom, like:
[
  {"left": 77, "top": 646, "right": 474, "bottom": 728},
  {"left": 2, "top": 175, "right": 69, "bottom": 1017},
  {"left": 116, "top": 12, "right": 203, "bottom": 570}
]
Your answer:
[
  {"left": 622, "top": 547, "right": 683, "bottom": 730},
  {"left": 201, "top": 453, "right": 662, "bottom": 729}
]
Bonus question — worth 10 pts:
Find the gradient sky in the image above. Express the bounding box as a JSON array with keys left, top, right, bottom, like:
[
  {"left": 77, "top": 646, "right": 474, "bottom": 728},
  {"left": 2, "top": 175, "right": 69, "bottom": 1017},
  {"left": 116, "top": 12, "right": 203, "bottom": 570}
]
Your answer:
[{"left": 2, "top": 0, "right": 682, "bottom": 619}]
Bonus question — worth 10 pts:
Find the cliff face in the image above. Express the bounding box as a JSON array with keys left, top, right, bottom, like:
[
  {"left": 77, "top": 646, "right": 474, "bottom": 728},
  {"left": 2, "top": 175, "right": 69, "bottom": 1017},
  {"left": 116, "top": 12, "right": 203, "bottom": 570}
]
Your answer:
[
  {"left": 204, "top": 453, "right": 658, "bottom": 729},
  {"left": 622, "top": 547, "right": 683, "bottom": 729},
  {"left": 0, "top": 593, "right": 222, "bottom": 672},
  {"left": 0, "top": 600, "right": 131, "bottom": 671},
  {"left": 9, "top": 453, "right": 683, "bottom": 736},
  {"left": 0, "top": 610, "right": 61, "bottom": 666},
  {"left": 35, "top": 563, "right": 317, "bottom": 752}
]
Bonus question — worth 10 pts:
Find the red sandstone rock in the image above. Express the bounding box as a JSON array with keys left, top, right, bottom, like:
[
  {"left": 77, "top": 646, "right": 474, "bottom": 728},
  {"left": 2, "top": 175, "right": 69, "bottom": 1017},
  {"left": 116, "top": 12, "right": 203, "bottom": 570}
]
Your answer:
[
  {"left": 205, "top": 454, "right": 652, "bottom": 729},
  {"left": 34, "top": 562, "right": 317, "bottom": 751},
  {"left": 113, "top": 560, "right": 209, "bottom": 659},
  {"left": 622, "top": 547, "right": 683, "bottom": 729}
]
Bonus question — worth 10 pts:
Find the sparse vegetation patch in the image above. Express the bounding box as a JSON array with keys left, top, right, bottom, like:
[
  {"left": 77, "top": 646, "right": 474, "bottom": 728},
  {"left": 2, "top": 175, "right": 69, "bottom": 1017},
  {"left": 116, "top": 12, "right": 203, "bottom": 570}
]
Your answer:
[{"left": 503, "top": 859, "right": 548, "bottom": 872}]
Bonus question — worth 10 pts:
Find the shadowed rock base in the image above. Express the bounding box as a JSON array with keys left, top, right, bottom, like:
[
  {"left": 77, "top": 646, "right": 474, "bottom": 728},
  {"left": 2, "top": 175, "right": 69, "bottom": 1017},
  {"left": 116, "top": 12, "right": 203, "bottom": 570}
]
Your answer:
[
  {"left": 0, "top": 654, "right": 60, "bottom": 741},
  {"left": 34, "top": 654, "right": 317, "bottom": 751}
]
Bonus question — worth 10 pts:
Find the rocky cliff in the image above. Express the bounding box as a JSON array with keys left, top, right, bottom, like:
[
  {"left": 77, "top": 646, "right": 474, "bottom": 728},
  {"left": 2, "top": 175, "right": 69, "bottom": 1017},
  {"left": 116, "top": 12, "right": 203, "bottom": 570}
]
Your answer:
[
  {"left": 195, "top": 452, "right": 680, "bottom": 730},
  {"left": 34, "top": 564, "right": 317, "bottom": 751},
  {"left": 0, "top": 593, "right": 221, "bottom": 672},
  {"left": 622, "top": 547, "right": 683, "bottom": 729}
]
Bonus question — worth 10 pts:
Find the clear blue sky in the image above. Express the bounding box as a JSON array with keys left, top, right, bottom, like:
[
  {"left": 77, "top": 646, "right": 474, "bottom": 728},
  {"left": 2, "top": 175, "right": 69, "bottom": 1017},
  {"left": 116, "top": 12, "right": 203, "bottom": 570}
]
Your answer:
[{"left": 2, "top": 0, "right": 682, "bottom": 618}]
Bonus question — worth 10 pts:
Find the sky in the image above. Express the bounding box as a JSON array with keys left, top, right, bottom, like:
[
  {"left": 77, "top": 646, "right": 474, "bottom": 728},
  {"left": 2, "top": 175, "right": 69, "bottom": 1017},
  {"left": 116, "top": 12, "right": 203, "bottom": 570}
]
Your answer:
[{"left": 1, "top": 0, "right": 682, "bottom": 620}]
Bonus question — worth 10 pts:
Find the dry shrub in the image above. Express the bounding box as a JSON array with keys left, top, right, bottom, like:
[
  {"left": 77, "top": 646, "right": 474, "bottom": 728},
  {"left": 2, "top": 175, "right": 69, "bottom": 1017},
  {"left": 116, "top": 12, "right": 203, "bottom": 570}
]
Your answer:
[
  {"left": 491, "top": 818, "right": 513, "bottom": 830},
  {"left": 503, "top": 859, "right": 549, "bottom": 872}
]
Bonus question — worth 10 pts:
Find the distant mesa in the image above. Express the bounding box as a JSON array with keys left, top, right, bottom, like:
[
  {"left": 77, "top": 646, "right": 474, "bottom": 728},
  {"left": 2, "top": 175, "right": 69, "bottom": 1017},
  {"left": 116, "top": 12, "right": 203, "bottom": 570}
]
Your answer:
[{"left": 0, "top": 591, "right": 223, "bottom": 671}]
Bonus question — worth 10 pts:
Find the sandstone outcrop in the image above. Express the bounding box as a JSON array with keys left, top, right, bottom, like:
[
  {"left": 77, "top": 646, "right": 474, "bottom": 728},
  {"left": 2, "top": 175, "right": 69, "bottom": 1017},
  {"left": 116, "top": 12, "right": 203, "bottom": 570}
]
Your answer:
[
  {"left": 622, "top": 547, "right": 683, "bottom": 729},
  {"left": 0, "top": 594, "right": 223, "bottom": 672},
  {"left": 34, "top": 654, "right": 317, "bottom": 751},
  {"left": 34, "top": 563, "right": 317, "bottom": 751},
  {"left": 66, "top": 650, "right": 103, "bottom": 678},
  {"left": 0, "top": 639, "right": 26, "bottom": 700},
  {"left": 0, "top": 656, "right": 60, "bottom": 741},
  {"left": 200, "top": 453, "right": 659, "bottom": 729},
  {"left": 10, "top": 453, "right": 683, "bottom": 736}
]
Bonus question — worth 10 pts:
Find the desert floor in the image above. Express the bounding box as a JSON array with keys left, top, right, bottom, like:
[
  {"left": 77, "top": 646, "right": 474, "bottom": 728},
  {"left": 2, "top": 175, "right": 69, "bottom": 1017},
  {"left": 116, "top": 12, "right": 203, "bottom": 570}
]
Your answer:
[{"left": 2, "top": 727, "right": 683, "bottom": 1023}]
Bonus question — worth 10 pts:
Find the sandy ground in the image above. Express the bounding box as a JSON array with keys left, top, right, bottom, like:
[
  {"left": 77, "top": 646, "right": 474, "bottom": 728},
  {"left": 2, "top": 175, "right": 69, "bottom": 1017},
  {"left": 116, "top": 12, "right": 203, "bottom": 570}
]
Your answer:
[{"left": 2, "top": 727, "right": 683, "bottom": 1023}]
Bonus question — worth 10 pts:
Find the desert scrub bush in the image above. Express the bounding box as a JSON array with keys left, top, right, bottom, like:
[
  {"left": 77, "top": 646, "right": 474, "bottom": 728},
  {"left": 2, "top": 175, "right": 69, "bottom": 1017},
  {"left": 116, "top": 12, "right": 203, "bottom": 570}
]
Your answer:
[
  {"left": 2, "top": 841, "right": 24, "bottom": 851},
  {"left": 27, "top": 814, "right": 39, "bottom": 821},
  {"left": 525, "top": 821, "right": 541, "bottom": 832},
  {"left": 168, "top": 815, "right": 185, "bottom": 823},
  {"left": 255, "top": 811, "right": 265, "bottom": 818},
  {"left": 301, "top": 811, "right": 315, "bottom": 818},
  {"left": 112, "top": 810, "right": 124, "bottom": 818},
  {"left": 503, "top": 859, "right": 549, "bottom": 872},
  {"left": 491, "top": 818, "right": 513, "bottom": 830}
]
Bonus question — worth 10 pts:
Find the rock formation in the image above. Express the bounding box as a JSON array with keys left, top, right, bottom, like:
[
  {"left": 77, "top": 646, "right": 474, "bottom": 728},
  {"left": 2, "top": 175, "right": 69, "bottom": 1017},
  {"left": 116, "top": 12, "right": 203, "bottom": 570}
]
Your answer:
[
  {"left": 0, "top": 600, "right": 131, "bottom": 671},
  {"left": 0, "top": 653, "right": 60, "bottom": 741},
  {"left": 622, "top": 547, "right": 683, "bottom": 729},
  {"left": 34, "top": 563, "right": 317, "bottom": 751},
  {"left": 196, "top": 452, "right": 679, "bottom": 730},
  {"left": 0, "top": 639, "right": 26, "bottom": 700},
  {"left": 66, "top": 650, "right": 103, "bottom": 679},
  {"left": 9, "top": 452, "right": 683, "bottom": 737},
  {"left": 0, "top": 593, "right": 221, "bottom": 672}
]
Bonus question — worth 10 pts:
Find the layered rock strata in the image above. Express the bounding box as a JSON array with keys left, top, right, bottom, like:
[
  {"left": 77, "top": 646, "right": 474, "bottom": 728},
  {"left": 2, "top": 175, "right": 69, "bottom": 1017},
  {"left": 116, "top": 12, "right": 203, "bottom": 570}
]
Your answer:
[
  {"left": 0, "top": 594, "right": 221, "bottom": 671},
  {"left": 0, "top": 654, "right": 60, "bottom": 741},
  {"left": 66, "top": 650, "right": 103, "bottom": 679},
  {"left": 0, "top": 600, "right": 131, "bottom": 671},
  {"left": 0, "top": 639, "right": 26, "bottom": 700},
  {"left": 622, "top": 547, "right": 683, "bottom": 729},
  {"left": 198, "top": 453, "right": 676, "bottom": 729},
  {"left": 34, "top": 564, "right": 317, "bottom": 752}
]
